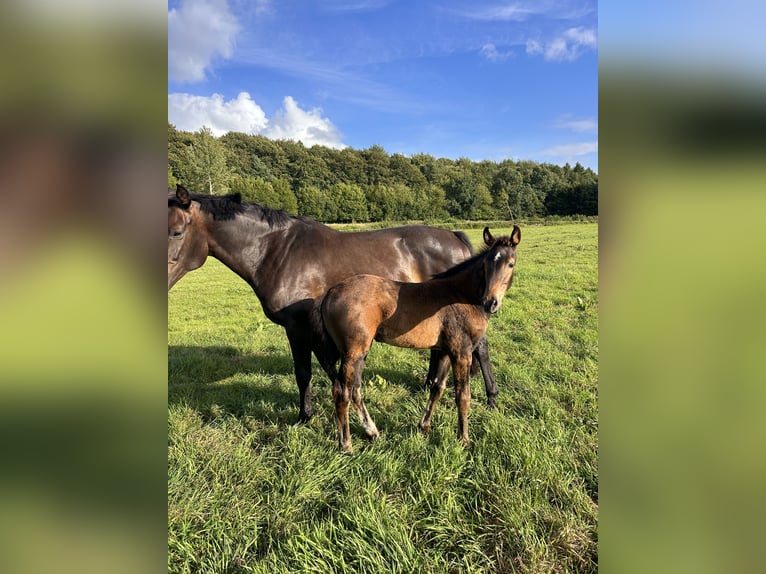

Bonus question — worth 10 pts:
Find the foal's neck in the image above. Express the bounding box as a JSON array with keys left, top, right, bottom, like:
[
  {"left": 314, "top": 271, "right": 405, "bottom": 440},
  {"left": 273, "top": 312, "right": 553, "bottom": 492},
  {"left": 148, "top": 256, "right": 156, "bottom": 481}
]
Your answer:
[{"left": 426, "top": 263, "right": 483, "bottom": 307}]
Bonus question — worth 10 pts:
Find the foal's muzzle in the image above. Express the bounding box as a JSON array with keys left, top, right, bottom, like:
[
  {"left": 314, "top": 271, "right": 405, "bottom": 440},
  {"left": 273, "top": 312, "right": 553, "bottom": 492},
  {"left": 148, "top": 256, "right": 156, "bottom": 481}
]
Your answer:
[{"left": 484, "top": 297, "right": 499, "bottom": 314}]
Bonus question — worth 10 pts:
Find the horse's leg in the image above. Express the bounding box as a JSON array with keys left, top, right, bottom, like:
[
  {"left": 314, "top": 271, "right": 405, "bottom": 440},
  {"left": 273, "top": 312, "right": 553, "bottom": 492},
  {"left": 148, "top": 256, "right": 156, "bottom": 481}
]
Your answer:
[
  {"left": 424, "top": 349, "right": 442, "bottom": 390},
  {"left": 418, "top": 353, "right": 451, "bottom": 434},
  {"left": 287, "top": 329, "right": 314, "bottom": 425},
  {"left": 332, "top": 363, "right": 351, "bottom": 453},
  {"left": 453, "top": 354, "right": 473, "bottom": 446},
  {"left": 335, "top": 352, "right": 365, "bottom": 454},
  {"left": 474, "top": 336, "right": 498, "bottom": 409},
  {"left": 349, "top": 353, "right": 379, "bottom": 441}
]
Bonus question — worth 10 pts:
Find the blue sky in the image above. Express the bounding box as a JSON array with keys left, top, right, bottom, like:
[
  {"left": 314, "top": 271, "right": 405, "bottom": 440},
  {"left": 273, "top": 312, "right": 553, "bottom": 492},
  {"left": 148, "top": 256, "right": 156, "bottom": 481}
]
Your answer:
[{"left": 168, "top": 0, "right": 598, "bottom": 171}]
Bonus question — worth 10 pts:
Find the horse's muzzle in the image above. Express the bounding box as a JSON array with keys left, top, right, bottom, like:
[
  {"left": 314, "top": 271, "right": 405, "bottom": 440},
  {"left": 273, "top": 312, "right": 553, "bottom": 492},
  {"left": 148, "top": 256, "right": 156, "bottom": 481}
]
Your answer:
[{"left": 484, "top": 297, "right": 500, "bottom": 314}]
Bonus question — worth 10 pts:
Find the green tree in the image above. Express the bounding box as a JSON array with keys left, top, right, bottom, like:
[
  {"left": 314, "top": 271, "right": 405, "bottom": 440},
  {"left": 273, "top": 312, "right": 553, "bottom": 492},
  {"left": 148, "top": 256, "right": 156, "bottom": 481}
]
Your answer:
[
  {"left": 168, "top": 164, "right": 178, "bottom": 188},
  {"left": 229, "top": 174, "right": 276, "bottom": 204},
  {"left": 443, "top": 160, "right": 493, "bottom": 219},
  {"left": 333, "top": 182, "right": 369, "bottom": 223},
  {"left": 272, "top": 177, "right": 298, "bottom": 214},
  {"left": 181, "top": 126, "right": 231, "bottom": 194},
  {"left": 361, "top": 145, "right": 392, "bottom": 186},
  {"left": 295, "top": 185, "right": 337, "bottom": 221}
]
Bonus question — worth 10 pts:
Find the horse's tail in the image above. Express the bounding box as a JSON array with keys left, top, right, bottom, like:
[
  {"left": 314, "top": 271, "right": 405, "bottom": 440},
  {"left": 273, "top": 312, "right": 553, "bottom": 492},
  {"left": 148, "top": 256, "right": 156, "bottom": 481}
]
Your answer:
[
  {"left": 453, "top": 230, "right": 474, "bottom": 256},
  {"left": 310, "top": 294, "right": 340, "bottom": 378}
]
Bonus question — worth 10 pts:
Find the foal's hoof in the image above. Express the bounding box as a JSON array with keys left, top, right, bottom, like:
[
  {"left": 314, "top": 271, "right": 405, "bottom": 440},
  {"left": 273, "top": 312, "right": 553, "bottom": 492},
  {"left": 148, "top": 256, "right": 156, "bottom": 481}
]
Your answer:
[
  {"left": 418, "top": 422, "right": 431, "bottom": 435},
  {"left": 486, "top": 397, "right": 498, "bottom": 410}
]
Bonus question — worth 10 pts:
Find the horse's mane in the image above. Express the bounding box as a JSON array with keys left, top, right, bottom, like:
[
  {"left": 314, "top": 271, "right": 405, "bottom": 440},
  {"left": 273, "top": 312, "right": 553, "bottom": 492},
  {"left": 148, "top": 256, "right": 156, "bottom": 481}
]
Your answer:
[
  {"left": 188, "top": 192, "right": 293, "bottom": 228},
  {"left": 431, "top": 236, "right": 515, "bottom": 280}
]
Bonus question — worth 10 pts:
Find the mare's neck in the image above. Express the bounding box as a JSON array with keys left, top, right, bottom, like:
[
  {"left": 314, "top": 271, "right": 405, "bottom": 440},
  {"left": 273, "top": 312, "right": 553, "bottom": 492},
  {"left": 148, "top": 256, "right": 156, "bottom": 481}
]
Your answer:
[{"left": 205, "top": 212, "right": 277, "bottom": 289}]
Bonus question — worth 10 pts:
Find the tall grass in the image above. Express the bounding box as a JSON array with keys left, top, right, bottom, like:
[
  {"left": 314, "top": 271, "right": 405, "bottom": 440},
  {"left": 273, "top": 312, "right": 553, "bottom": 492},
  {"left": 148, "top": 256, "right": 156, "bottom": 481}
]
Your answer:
[{"left": 169, "top": 223, "right": 598, "bottom": 573}]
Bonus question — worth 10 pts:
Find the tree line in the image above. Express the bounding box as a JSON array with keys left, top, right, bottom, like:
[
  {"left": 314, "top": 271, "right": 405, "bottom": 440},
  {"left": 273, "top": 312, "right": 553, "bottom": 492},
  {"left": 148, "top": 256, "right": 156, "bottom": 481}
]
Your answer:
[{"left": 168, "top": 124, "right": 597, "bottom": 223}]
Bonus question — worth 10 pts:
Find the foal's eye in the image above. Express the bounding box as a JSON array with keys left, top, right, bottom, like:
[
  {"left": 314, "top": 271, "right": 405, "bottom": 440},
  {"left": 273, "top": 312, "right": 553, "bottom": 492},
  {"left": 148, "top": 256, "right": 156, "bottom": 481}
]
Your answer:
[
  {"left": 508, "top": 262, "right": 515, "bottom": 268},
  {"left": 170, "top": 229, "right": 183, "bottom": 238}
]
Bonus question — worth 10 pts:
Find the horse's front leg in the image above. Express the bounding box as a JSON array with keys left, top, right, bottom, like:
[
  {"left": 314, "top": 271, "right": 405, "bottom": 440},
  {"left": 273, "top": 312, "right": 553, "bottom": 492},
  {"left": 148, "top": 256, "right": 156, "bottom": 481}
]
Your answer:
[
  {"left": 419, "top": 353, "right": 451, "bottom": 434},
  {"left": 287, "top": 329, "right": 313, "bottom": 425},
  {"left": 473, "top": 336, "right": 498, "bottom": 409},
  {"left": 452, "top": 354, "right": 473, "bottom": 446}
]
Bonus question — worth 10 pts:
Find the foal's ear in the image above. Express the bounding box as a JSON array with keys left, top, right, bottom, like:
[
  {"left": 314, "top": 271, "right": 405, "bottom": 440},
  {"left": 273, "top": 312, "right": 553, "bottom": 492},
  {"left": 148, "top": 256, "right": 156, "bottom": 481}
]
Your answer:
[
  {"left": 511, "top": 225, "right": 521, "bottom": 247},
  {"left": 483, "top": 227, "right": 494, "bottom": 246},
  {"left": 176, "top": 184, "right": 191, "bottom": 208}
]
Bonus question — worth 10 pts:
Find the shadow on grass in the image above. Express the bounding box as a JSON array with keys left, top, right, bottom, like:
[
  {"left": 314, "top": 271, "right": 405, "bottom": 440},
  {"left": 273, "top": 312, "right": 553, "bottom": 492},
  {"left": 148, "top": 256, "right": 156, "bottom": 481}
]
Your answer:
[
  {"left": 167, "top": 344, "right": 491, "bottom": 433},
  {"left": 168, "top": 345, "right": 299, "bottom": 423}
]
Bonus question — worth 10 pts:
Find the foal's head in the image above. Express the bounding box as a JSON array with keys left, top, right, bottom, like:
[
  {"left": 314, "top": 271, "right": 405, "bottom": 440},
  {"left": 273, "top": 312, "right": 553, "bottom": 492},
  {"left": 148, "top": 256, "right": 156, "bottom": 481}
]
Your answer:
[{"left": 480, "top": 226, "right": 521, "bottom": 314}]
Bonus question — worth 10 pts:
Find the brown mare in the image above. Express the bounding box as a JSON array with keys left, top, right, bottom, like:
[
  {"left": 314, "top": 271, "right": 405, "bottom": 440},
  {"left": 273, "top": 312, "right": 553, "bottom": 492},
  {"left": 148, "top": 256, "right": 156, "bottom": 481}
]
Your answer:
[
  {"left": 314, "top": 226, "right": 521, "bottom": 453},
  {"left": 168, "top": 185, "right": 500, "bottom": 424}
]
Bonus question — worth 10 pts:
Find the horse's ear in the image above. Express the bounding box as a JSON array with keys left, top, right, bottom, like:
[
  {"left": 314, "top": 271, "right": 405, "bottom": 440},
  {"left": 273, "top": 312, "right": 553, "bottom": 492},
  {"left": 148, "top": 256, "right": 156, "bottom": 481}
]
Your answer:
[
  {"left": 483, "top": 227, "right": 494, "bottom": 246},
  {"left": 176, "top": 184, "right": 191, "bottom": 208},
  {"left": 511, "top": 225, "right": 521, "bottom": 247}
]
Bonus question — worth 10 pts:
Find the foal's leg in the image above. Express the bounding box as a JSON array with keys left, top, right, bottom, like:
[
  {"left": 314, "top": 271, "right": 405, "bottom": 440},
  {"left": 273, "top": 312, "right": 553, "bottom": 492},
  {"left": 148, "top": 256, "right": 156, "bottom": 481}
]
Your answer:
[
  {"left": 335, "top": 350, "right": 369, "bottom": 453},
  {"left": 424, "top": 349, "right": 442, "bottom": 390},
  {"left": 473, "top": 336, "right": 498, "bottom": 409},
  {"left": 419, "top": 354, "right": 451, "bottom": 434},
  {"left": 333, "top": 357, "right": 353, "bottom": 453},
  {"left": 453, "top": 354, "right": 473, "bottom": 446},
  {"left": 287, "top": 329, "right": 313, "bottom": 425},
  {"left": 350, "top": 356, "right": 379, "bottom": 441}
]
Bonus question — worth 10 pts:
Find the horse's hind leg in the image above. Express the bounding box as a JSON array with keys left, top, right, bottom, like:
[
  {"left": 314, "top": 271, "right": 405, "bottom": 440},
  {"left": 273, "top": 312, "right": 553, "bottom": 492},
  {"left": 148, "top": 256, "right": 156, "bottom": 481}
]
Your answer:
[
  {"left": 351, "top": 384, "right": 379, "bottom": 441},
  {"left": 419, "top": 353, "right": 451, "bottom": 434},
  {"left": 424, "top": 349, "right": 442, "bottom": 390},
  {"left": 474, "top": 336, "right": 498, "bottom": 409},
  {"left": 333, "top": 361, "right": 353, "bottom": 454},
  {"left": 335, "top": 351, "right": 369, "bottom": 453},
  {"left": 347, "top": 350, "right": 379, "bottom": 442}
]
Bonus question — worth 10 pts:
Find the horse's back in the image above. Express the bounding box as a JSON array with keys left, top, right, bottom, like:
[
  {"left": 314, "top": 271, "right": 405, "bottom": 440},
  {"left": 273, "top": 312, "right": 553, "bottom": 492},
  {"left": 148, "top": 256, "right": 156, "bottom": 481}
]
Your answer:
[{"left": 350, "top": 225, "right": 472, "bottom": 281}]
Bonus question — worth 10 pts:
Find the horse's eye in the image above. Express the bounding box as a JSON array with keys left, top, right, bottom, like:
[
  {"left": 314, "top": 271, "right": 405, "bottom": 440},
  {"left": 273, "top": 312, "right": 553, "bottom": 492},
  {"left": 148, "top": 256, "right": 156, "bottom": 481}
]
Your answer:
[
  {"left": 508, "top": 262, "right": 515, "bottom": 268},
  {"left": 170, "top": 230, "right": 183, "bottom": 238}
]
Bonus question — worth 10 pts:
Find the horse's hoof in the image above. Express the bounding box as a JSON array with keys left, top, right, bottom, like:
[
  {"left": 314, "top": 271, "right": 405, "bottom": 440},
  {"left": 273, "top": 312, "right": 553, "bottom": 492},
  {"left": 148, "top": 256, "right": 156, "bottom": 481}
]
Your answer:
[
  {"left": 418, "top": 422, "right": 431, "bottom": 435},
  {"left": 486, "top": 398, "right": 497, "bottom": 410},
  {"left": 294, "top": 413, "right": 312, "bottom": 427}
]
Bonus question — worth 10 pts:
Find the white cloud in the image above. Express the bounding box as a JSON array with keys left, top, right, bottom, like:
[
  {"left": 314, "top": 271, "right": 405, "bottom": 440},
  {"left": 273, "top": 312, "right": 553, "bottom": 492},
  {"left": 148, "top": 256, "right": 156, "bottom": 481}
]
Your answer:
[
  {"left": 527, "top": 27, "right": 597, "bottom": 62},
  {"left": 480, "top": 43, "right": 514, "bottom": 62},
  {"left": 168, "top": 92, "right": 268, "bottom": 136},
  {"left": 168, "top": 93, "right": 345, "bottom": 148},
  {"left": 264, "top": 97, "right": 345, "bottom": 149},
  {"left": 451, "top": 3, "right": 537, "bottom": 21},
  {"left": 541, "top": 141, "right": 598, "bottom": 157},
  {"left": 554, "top": 115, "right": 598, "bottom": 132},
  {"left": 322, "top": 0, "right": 394, "bottom": 11},
  {"left": 168, "top": 0, "right": 239, "bottom": 83}
]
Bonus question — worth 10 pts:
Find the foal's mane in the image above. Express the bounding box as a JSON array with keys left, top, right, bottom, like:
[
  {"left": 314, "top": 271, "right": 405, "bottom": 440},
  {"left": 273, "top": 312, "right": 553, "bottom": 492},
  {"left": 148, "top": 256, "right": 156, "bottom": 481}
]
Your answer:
[{"left": 431, "top": 236, "right": 515, "bottom": 280}]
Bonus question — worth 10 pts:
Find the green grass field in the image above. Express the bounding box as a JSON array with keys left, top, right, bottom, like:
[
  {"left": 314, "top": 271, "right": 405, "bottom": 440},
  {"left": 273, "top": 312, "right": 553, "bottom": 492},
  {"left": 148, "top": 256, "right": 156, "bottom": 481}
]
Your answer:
[{"left": 168, "top": 223, "right": 598, "bottom": 573}]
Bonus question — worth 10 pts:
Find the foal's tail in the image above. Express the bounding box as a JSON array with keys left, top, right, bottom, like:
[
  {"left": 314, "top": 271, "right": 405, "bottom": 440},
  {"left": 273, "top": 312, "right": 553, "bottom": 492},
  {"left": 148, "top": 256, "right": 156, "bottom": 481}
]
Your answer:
[{"left": 309, "top": 294, "right": 340, "bottom": 378}]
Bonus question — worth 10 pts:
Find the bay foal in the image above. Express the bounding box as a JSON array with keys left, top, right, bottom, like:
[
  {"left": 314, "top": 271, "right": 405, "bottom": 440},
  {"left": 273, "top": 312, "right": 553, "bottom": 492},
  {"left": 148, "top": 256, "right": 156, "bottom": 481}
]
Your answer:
[{"left": 314, "top": 226, "right": 521, "bottom": 453}]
